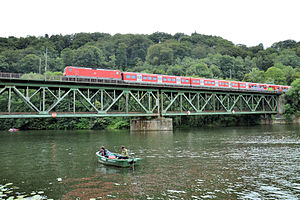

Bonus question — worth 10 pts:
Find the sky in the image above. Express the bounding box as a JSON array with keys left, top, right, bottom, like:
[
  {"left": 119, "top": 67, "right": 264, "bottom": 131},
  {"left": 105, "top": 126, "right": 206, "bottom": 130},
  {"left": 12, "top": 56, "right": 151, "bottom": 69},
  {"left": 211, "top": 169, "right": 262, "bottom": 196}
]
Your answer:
[{"left": 1, "top": 0, "right": 299, "bottom": 47}]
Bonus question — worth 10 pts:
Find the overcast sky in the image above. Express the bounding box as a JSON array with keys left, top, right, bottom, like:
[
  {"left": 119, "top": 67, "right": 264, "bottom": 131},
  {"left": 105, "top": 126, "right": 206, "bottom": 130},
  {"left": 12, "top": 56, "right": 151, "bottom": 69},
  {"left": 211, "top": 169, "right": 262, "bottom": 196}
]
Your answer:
[{"left": 1, "top": 0, "right": 299, "bottom": 47}]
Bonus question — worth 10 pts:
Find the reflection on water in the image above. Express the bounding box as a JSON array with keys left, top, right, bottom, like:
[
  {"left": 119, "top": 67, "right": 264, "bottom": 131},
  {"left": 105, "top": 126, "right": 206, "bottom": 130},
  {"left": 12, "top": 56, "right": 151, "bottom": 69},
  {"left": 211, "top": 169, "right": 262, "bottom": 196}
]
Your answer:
[{"left": 0, "top": 125, "right": 299, "bottom": 199}]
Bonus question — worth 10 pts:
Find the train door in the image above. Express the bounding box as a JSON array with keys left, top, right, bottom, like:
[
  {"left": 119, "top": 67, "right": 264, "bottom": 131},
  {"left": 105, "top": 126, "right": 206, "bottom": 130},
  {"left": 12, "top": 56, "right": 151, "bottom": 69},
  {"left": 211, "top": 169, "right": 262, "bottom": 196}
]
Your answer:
[
  {"left": 177, "top": 77, "right": 180, "bottom": 84},
  {"left": 137, "top": 74, "right": 142, "bottom": 82},
  {"left": 158, "top": 76, "right": 162, "bottom": 83}
]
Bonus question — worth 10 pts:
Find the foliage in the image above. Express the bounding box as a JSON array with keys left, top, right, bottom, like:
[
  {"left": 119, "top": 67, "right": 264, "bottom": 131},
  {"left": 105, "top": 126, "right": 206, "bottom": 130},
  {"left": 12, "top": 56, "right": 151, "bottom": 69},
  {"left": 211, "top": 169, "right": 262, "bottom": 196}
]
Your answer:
[
  {"left": 243, "top": 68, "right": 265, "bottom": 83},
  {"left": 265, "top": 67, "right": 286, "bottom": 85},
  {"left": 146, "top": 44, "right": 174, "bottom": 66},
  {"left": 284, "top": 79, "right": 300, "bottom": 119},
  {"left": 107, "top": 118, "right": 130, "bottom": 129}
]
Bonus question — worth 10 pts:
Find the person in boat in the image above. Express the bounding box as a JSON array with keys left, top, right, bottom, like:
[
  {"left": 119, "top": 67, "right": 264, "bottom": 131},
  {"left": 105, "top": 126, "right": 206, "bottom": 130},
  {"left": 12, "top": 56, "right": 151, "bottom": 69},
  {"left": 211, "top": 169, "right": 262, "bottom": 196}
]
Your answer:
[
  {"left": 118, "top": 146, "right": 129, "bottom": 159},
  {"left": 100, "top": 146, "right": 110, "bottom": 158}
]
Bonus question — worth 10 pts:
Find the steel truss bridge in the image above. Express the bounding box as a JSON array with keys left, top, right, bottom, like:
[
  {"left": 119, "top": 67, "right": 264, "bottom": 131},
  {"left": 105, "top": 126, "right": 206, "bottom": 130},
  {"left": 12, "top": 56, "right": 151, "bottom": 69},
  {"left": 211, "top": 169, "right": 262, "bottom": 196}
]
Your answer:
[{"left": 0, "top": 74, "right": 281, "bottom": 119}]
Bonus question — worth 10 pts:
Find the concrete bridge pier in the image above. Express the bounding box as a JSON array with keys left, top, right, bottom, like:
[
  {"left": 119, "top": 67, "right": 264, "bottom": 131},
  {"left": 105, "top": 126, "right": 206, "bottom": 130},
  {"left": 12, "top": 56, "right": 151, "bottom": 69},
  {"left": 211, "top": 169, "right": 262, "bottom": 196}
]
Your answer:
[{"left": 130, "top": 117, "right": 173, "bottom": 131}]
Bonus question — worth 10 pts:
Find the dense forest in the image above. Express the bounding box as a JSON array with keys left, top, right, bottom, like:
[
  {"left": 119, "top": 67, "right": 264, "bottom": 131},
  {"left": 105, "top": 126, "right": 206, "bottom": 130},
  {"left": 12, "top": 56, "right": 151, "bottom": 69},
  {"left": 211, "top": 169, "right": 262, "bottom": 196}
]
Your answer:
[{"left": 0, "top": 32, "right": 299, "bottom": 130}]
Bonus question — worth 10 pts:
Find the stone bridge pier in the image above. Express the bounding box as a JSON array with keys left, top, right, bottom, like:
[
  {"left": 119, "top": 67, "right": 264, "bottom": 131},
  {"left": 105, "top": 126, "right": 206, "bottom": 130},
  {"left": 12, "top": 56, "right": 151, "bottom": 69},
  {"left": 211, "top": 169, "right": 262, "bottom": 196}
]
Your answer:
[{"left": 130, "top": 117, "right": 173, "bottom": 131}]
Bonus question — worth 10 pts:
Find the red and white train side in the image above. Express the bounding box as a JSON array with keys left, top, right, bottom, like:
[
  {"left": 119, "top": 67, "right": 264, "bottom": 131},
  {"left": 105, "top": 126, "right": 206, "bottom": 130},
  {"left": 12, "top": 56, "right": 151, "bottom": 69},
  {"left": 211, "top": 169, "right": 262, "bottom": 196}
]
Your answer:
[
  {"left": 63, "top": 66, "right": 291, "bottom": 93},
  {"left": 64, "top": 66, "right": 122, "bottom": 80}
]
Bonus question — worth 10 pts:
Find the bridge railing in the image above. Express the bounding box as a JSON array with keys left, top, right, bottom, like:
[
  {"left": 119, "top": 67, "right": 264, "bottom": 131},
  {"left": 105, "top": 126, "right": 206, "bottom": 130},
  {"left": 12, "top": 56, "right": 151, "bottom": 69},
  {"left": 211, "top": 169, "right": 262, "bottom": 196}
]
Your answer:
[{"left": 0, "top": 72, "right": 23, "bottom": 79}]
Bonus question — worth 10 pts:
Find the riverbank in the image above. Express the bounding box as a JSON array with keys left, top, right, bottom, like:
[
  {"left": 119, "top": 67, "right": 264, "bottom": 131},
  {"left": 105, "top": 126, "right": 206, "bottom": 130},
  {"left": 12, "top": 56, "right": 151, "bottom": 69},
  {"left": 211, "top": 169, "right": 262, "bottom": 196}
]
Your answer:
[{"left": 261, "top": 116, "right": 300, "bottom": 125}]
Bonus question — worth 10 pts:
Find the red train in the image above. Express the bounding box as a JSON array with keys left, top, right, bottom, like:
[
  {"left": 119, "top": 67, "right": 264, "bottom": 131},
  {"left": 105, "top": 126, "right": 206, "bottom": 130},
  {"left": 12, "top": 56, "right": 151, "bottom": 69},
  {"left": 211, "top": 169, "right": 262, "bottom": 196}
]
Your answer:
[{"left": 63, "top": 66, "right": 291, "bottom": 92}]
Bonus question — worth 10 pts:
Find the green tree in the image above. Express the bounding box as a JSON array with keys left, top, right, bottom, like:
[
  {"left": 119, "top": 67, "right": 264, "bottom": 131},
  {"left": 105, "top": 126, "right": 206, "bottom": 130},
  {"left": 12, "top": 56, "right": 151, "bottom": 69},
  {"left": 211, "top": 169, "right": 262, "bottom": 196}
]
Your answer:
[
  {"left": 165, "top": 40, "right": 191, "bottom": 60},
  {"left": 72, "top": 45, "right": 105, "bottom": 67},
  {"left": 273, "top": 63, "right": 297, "bottom": 85},
  {"left": 284, "top": 78, "right": 300, "bottom": 118},
  {"left": 243, "top": 68, "right": 265, "bottom": 83},
  {"left": 0, "top": 55, "right": 9, "bottom": 72},
  {"left": 61, "top": 48, "right": 74, "bottom": 66},
  {"left": 115, "top": 42, "right": 127, "bottom": 70},
  {"left": 271, "top": 40, "right": 297, "bottom": 50},
  {"left": 191, "top": 45, "right": 214, "bottom": 59},
  {"left": 148, "top": 32, "right": 172, "bottom": 43},
  {"left": 18, "top": 54, "right": 40, "bottom": 73},
  {"left": 146, "top": 44, "right": 174, "bottom": 66},
  {"left": 166, "top": 64, "right": 184, "bottom": 76},
  {"left": 274, "top": 49, "right": 300, "bottom": 68},
  {"left": 265, "top": 66, "right": 286, "bottom": 84},
  {"left": 209, "top": 64, "right": 222, "bottom": 78},
  {"left": 186, "top": 62, "right": 213, "bottom": 78}
]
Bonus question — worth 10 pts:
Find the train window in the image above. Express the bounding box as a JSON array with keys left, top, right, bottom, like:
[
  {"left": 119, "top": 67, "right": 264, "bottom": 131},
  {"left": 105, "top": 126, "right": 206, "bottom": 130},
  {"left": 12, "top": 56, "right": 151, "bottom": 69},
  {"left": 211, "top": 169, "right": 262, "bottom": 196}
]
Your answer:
[
  {"left": 168, "top": 78, "right": 171, "bottom": 81},
  {"left": 186, "top": 80, "right": 189, "bottom": 83},
  {"left": 172, "top": 78, "right": 175, "bottom": 82},
  {"left": 143, "top": 76, "right": 147, "bottom": 80},
  {"left": 148, "top": 77, "right": 152, "bottom": 80},
  {"left": 212, "top": 81, "right": 214, "bottom": 84},
  {"left": 197, "top": 80, "right": 199, "bottom": 83},
  {"left": 205, "top": 81, "right": 207, "bottom": 84},
  {"left": 69, "top": 68, "right": 72, "bottom": 71},
  {"left": 226, "top": 83, "right": 228, "bottom": 85},
  {"left": 132, "top": 75, "right": 136, "bottom": 79},
  {"left": 163, "top": 78, "right": 167, "bottom": 81},
  {"left": 153, "top": 77, "right": 157, "bottom": 80},
  {"left": 116, "top": 72, "right": 119, "bottom": 74},
  {"left": 193, "top": 80, "right": 195, "bottom": 83},
  {"left": 126, "top": 75, "right": 130, "bottom": 79}
]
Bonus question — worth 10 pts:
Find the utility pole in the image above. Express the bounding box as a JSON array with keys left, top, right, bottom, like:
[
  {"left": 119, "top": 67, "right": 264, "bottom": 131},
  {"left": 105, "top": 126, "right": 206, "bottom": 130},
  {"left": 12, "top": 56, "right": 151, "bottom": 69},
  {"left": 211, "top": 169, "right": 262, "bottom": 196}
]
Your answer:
[
  {"left": 44, "top": 47, "right": 47, "bottom": 80},
  {"left": 39, "top": 57, "right": 41, "bottom": 74}
]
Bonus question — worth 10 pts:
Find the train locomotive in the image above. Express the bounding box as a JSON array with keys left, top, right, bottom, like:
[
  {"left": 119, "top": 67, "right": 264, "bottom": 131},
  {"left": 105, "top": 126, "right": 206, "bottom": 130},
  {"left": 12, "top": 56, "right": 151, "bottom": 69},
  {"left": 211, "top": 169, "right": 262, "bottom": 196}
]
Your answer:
[{"left": 63, "top": 66, "right": 291, "bottom": 93}]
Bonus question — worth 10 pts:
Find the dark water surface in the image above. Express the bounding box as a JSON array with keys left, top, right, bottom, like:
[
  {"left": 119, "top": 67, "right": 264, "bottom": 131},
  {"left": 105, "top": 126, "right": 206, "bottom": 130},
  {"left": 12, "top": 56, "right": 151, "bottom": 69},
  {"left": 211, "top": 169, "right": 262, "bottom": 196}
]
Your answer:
[{"left": 0, "top": 124, "right": 299, "bottom": 199}]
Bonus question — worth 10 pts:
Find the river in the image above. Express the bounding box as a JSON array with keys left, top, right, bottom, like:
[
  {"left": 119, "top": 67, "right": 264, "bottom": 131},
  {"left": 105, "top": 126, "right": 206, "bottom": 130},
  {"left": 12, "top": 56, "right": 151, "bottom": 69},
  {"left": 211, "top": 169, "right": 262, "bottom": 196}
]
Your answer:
[{"left": 0, "top": 124, "right": 299, "bottom": 199}]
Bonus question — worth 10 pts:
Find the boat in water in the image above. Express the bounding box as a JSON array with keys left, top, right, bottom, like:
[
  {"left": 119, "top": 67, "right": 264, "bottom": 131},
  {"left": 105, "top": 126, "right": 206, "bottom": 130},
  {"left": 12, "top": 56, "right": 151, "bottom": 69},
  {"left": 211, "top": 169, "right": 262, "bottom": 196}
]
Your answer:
[
  {"left": 96, "top": 151, "right": 141, "bottom": 168},
  {"left": 8, "top": 128, "right": 19, "bottom": 132}
]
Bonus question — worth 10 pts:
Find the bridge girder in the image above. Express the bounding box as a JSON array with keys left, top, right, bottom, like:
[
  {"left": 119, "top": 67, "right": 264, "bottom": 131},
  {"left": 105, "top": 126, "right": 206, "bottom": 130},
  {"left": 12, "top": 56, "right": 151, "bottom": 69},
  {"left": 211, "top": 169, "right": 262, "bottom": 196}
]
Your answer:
[{"left": 0, "top": 82, "right": 279, "bottom": 118}]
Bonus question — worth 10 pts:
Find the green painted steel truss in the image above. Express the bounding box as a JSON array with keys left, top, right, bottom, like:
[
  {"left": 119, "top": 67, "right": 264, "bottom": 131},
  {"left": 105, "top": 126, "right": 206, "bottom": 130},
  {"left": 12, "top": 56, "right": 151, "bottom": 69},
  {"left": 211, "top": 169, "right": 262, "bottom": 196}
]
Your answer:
[
  {"left": 160, "top": 90, "right": 278, "bottom": 116},
  {"left": 0, "top": 82, "right": 279, "bottom": 118}
]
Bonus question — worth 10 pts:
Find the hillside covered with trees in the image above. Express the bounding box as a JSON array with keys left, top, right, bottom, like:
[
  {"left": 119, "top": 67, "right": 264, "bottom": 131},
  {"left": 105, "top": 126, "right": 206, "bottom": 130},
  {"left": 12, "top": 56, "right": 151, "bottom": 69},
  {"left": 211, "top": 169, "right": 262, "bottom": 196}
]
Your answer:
[
  {"left": 1, "top": 32, "right": 300, "bottom": 84},
  {"left": 0, "top": 32, "right": 299, "bottom": 130}
]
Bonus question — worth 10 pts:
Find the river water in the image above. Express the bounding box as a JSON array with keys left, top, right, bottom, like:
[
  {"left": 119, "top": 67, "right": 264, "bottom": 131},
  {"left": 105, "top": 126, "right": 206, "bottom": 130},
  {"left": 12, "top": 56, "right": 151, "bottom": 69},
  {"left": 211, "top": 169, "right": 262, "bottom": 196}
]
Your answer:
[{"left": 0, "top": 124, "right": 299, "bottom": 200}]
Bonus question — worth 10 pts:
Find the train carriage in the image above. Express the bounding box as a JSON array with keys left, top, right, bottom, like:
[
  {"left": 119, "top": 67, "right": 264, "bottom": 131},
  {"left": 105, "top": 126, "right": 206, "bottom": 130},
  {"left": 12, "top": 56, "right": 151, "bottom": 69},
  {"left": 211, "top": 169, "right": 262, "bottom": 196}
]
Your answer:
[
  {"left": 217, "top": 80, "right": 230, "bottom": 88},
  {"left": 64, "top": 66, "right": 122, "bottom": 80},
  {"left": 258, "top": 84, "right": 268, "bottom": 91},
  {"left": 203, "top": 79, "right": 217, "bottom": 87},
  {"left": 230, "top": 81, "right": 239, "bottom": 89},
  {"left": 238, "top": 82, "right": 247, "bottom": 89},
  {"left": 190, "top": 78, "right": 202, "bottom": 86},
  {"left": 123, "top": 72, "right": 160, "bottom": 84},
  {"left": 122, "top": 72, "right": 139, "bottom": 82},
  {"left": 248, "top": 83, "right": 259, "bottom": 90}
]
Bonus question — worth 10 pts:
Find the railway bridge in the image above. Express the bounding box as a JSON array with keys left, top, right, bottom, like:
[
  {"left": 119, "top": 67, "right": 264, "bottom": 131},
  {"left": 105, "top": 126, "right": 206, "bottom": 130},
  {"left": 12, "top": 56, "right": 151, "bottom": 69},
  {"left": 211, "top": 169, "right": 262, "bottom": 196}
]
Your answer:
[{"left": 0, "top": 73, "right": 283, "bottom": 130}]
